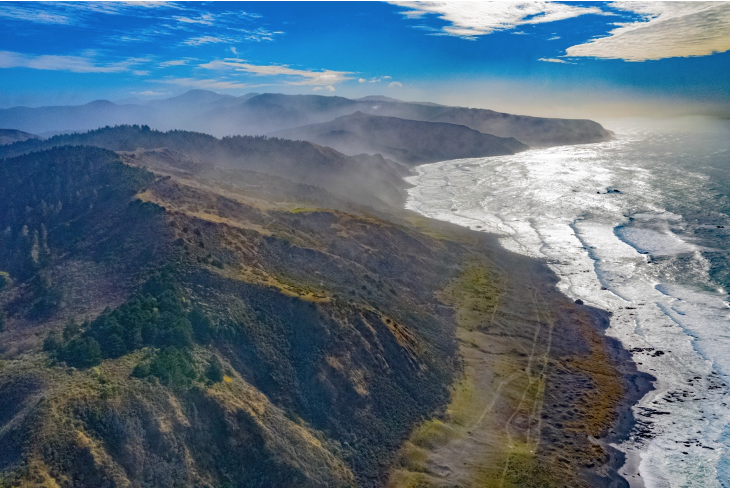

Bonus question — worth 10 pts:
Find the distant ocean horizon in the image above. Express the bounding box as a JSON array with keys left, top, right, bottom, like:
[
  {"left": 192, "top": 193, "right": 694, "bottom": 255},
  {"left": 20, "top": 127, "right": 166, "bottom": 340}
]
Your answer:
[{"left": 406, "top": 117, "right": 730, "bottom": 487}]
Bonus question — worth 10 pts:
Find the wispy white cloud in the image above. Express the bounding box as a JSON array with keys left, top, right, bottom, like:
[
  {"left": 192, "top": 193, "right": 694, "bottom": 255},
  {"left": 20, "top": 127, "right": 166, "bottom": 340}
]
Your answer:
[
  {"left": 183, "top": 27, "right": 282, "bottom": 46},
  {"left": 391, "top": 1, "right": 605, "bottom": 39},
  {"left": 0, "top": 50, "right": 146, "bottom": 73},
  {"left": 183, "top": 35, "right": 233, "bottom": 46},
  {"left": 363, "top": 76, "right": 392, "bottom": 84},
  {"left": 312, "top": 85, "right": 336, "bottom": 92},
  {"left": 389, "top": 81, "right": 403, "bottom": 88},
  {"left": 0, "top": 3, "right": 284, "bottom": 47},
  {"left": 62, "top": 2, "right": 178, "bottom": 16},
  {"left": 238, "top": 28, "right": 283, "bottom": 42},
  {"left": 566, "top": 2, "right": 730, "bottom": 61},
  {"left": 538, "top": 57, "right": 570, "bottom": 64},
  {"left": 159, "top": 59, "right": 191, "bottom": 68},
  {"left": 200, "top": 59, "right": 353, "bottom": 86},
  {"left": 0, "top": 4, "right": 73, "bottom": 24},
  {"left": 173, "top": 14, "right": 216, "bottom": 26},
  {"left": 0, "top": 2, "right": 178, "bottom": 26},
  {"left": 548, "top": 35, "right": 560, "bottom": 40}
]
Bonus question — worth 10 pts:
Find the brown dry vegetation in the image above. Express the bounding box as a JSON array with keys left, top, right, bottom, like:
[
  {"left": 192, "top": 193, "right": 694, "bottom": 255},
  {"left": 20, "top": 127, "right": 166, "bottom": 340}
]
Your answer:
[
  {"left": 0, "top": 130, "right": 632, "bottom": 487},
  {"left": 388, "top": 254, "right": 628, "bottom": 488}
]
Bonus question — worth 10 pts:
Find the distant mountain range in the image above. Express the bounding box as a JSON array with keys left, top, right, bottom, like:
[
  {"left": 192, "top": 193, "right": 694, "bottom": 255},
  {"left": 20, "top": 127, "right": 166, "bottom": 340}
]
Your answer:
[{"left": 0, "top": 90, "right": 612, "bottom": 150}]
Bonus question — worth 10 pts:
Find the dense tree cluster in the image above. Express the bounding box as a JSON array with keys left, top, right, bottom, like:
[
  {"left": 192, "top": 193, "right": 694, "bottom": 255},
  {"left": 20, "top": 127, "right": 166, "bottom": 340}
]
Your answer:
[
  {"left": 0, "top": 146, "right": 164, "bottom": 326},
  {"left": 43, "top": 269, "right": 221, "bottom": 386},
  {"left": 89, "top": 270, "right": 194, "bottom": 358},
  {"left": 0, "top": 146, "right": 154, "bottom": 279},
  {"left": 133, "top": 347, "right": 197, "bottom": 388}
]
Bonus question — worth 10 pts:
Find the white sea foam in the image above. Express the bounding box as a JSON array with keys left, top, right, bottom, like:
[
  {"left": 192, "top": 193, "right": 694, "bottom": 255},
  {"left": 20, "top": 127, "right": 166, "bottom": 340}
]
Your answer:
[{"left": 405, "top": 123, "right": 730, "bottom": 487}]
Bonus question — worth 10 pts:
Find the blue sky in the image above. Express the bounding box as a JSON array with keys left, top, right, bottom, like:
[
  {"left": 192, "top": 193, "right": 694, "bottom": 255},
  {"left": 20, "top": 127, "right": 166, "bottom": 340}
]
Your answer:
[{"left": 0, "top": 1, "right": 728, "bottom": 117}]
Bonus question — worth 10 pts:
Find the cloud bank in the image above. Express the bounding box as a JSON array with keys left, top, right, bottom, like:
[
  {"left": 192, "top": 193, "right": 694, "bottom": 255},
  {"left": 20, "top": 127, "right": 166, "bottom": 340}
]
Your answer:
[
  {"left": 391, "top": 1, "right": 604, "bottom": 39},
  {"left": 566, "top": 2, "right": 730, "bottom": 61},
  {"left": 393, "top": 1, "right": 730, "bottom": 61}
]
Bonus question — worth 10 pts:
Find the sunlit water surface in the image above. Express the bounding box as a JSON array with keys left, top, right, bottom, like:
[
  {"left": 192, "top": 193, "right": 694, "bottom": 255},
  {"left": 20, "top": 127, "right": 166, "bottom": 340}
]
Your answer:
[{"left": 406, "top": 118, "right": 730, "bottom": 487}]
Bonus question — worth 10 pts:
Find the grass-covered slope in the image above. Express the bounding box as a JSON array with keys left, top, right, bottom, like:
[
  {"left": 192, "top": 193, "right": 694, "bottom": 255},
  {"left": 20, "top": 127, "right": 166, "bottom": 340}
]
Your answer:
[{"left": 0, "top": 145, "right": 472, "bottom": 486}]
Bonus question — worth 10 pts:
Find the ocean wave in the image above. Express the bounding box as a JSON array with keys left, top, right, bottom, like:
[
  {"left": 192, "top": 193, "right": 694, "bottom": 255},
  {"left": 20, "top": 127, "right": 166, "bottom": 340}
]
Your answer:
[{"left": 405, "top": 121, "right": 730, "bottom": 487}]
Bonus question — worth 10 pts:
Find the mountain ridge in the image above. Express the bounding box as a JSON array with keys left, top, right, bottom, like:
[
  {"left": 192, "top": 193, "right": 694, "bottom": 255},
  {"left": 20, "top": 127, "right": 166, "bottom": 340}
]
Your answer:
[
  {"left": 0, "top": 90, "right": 613, "bottom": 148},
  {"left": 0, "top": 123, "right": 643, "bottom": 488}
]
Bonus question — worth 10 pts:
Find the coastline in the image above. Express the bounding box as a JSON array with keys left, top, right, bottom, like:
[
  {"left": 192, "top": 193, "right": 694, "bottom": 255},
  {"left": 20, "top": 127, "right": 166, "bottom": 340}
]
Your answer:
[
  {"left": 387, "top": 212, "right": 653, "bottom": 486},
  {"left": 578, "top": 305, "right": 656, "bottom": 488},
  {"left": 397, "top": 123, "right": 730, "bottom": 487}
]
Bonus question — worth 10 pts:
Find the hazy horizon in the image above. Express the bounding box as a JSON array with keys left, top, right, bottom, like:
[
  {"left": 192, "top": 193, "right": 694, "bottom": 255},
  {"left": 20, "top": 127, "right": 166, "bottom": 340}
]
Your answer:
[
  {"left": 1, "top": 1, "right": 728, "bottom": 119},
  {"left": 1, "top": 87, "right": 726, "bottom": 124}
]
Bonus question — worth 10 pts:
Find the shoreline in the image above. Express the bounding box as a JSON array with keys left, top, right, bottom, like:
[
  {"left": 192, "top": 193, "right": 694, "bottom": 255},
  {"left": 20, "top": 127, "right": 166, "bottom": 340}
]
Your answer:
[
  {"left": 519, "top": 249, "right": 656, "bottom": 487},
  {"left": 394, "top": 139, "right": 680, "bottom": 486},
  {"left": 579, "top": 305, "right": 656, "bottom": 488},
  {"left": 386, "top": 211, "right": 653, "bottom": 486},
  {"left": 390, "top": 142, "right": 655, "bottom": 485}
]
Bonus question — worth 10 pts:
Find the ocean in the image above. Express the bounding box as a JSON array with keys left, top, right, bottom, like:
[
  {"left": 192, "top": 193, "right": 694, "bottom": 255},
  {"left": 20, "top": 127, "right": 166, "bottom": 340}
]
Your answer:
[{"left": 405, "top": 117, "right": 730, "bottom": 487}]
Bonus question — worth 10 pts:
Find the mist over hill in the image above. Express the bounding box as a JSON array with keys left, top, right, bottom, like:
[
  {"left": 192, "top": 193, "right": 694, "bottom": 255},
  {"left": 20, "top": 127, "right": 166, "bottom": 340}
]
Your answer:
[
  {"left": 0, "top": 125, "right": 409, "bottom": 209},
  {"left": 0, "top": 90, "right": 612, "bottom": 148},
  {"left": 273, "top": 112, "right": 528, "bottom": 164}
]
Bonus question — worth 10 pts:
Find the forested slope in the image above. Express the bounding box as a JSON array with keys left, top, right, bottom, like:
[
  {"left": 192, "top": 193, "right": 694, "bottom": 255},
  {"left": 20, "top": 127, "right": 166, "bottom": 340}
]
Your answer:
[{"left": 0, "top": 145, "right": 469, "bottom": 486}]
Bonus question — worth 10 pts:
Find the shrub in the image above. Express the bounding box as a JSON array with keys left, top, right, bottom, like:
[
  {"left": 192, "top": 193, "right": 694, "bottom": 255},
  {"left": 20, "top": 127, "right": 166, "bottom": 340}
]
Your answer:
[
  {"left": 63, "top": 319, "right": 81, "bottom": 341},
  {"left": 61, "top": 337, "right": 102, "bottom": 368},
  {"left": 189, "top": 306, "right": 215, "bottom": 343},
  {"left": 43, "top": 331, "right": 63, "bottom": 354},
  {"left": 148, "top": 347, "right": 197, "bottom": 387},
  {"left": 206, "top": 356, "right": 225, "bottom": 383},
  {"left": 0, "top": 271, "right": 10, "bottom": 291},
  {"left": 132, "top": 361, "right": 150, "bottom": 378}
]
